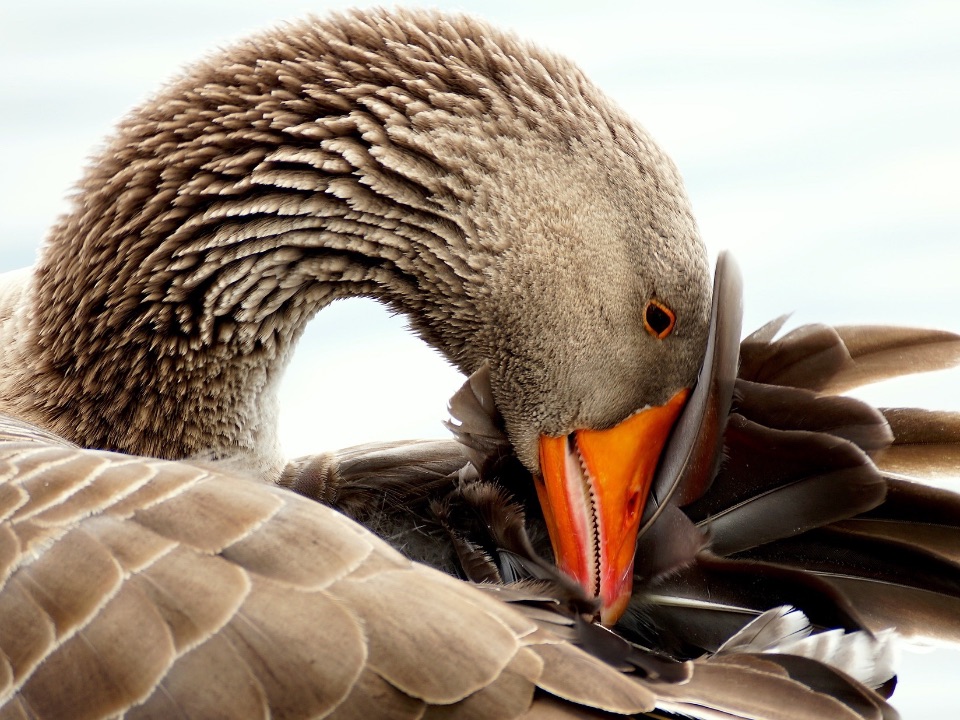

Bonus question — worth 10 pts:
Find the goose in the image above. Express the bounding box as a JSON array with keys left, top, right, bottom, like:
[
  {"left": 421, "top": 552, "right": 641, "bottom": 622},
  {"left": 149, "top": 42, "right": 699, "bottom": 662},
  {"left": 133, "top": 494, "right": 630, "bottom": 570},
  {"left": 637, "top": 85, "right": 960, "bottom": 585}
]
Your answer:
[
  {"left": 0, "top": 6, "right": 712, "bottom": 627},
  {"left": 0, "top": 7, "right": 958, "bottom": 718}
]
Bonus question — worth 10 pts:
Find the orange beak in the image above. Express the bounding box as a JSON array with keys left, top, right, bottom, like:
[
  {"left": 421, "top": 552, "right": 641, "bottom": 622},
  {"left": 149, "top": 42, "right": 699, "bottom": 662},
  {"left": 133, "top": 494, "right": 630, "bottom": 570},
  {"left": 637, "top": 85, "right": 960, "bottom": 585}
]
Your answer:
[{"left": 536, "top": 388, "right": 689, "bottom": 625}]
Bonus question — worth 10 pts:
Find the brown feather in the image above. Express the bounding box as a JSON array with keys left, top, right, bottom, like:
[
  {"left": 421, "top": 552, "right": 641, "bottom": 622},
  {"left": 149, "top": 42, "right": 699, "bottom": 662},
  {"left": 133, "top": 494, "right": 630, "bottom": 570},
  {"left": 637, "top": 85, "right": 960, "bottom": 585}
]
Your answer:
[
  {"left": 746, "top": 655, "right": 893, "bottom": 719},
  {"left": 326, "top": 668, "right": 426, "bottom": 720},
  {"left": 735, "top": 380, "right": 893, "bottom": 453},
  {"left": 421, "top": 649, "right": 540, "bottom": 720},
  {"left": 683, "top": 415, "right": 886, "bottom": 556},
  {"left": 530, "top": 643, "right": 656, "bottom": 714},
  {"left": 739, "top": 323, "right": 854, "bottom": 391},
  {"left": 739, "top": 324, "right": 960, "bottom": 395},
  {"left": 827, "top": 578, "right": 960, "bottom": 646},
  {"left": 826, "top": 326, "right": 960, "bottom": 394},
  {"left": 736, "top": 527, "right": 960, "bottom": 602},
  {"left": 128, "top": 633, "right": 271, "bottom": 720},
  {"left": 654, "top": 660, "right": 867, "bottom": 720},
  {"left": 876, "top": 408, "right": 960, "bottom": 479}
]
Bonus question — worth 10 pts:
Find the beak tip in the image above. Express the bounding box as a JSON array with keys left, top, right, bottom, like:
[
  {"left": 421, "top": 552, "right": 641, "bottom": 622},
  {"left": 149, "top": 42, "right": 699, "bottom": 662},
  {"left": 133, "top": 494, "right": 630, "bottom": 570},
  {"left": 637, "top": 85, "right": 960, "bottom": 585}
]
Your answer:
[
  {"left": 538, "top": 388, "right": 691, "bottom": 629},
  {"left": 599, "top": 586, "right": 632, "bottom": 627}
]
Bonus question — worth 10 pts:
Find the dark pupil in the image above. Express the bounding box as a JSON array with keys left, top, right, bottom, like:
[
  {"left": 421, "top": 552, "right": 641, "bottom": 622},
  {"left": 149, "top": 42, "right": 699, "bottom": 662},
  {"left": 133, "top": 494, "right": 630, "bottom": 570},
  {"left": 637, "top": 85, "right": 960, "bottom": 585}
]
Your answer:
[{"left": 646, "top": 303, "right": 671, "bottom": 334}]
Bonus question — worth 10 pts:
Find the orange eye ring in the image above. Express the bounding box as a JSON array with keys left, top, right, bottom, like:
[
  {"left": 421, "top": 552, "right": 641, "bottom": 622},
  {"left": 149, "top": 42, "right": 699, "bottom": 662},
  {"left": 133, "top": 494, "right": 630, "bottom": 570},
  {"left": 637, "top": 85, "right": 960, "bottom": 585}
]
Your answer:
[{"left": 643, "top": 299, "right": 676, "bottom": 339}]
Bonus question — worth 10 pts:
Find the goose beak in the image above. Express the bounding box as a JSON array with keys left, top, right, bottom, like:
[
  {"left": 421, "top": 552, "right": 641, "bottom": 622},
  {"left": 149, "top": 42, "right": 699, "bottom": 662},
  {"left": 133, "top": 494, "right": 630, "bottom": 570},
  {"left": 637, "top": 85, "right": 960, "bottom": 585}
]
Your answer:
[{"left": 536, "top": 388, "right": 689, "bottom": 625}]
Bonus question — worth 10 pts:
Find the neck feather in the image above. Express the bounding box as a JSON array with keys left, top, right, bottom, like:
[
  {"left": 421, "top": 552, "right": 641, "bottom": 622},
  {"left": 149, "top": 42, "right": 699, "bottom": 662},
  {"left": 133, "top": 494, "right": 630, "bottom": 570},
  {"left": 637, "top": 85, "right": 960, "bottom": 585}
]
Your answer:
[
  {"left": 3, "top": 10, "right": 670, "bottom": 478},
  {"left": 11, "top": 17, "right": 513, "bottom": 472}
]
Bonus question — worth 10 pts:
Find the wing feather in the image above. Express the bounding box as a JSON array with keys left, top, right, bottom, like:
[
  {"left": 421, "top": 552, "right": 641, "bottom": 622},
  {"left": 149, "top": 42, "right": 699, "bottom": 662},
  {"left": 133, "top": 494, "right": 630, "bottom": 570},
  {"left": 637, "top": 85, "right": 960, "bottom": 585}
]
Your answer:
[
  {"left": 739, "top": 324, "right": 960, "bottom": 394},
  {"left": 876, "top": 408, "right": 960, "bottom": 480},
  {"left": 0, "top": 419, "right": 651, "bottom": 717}
]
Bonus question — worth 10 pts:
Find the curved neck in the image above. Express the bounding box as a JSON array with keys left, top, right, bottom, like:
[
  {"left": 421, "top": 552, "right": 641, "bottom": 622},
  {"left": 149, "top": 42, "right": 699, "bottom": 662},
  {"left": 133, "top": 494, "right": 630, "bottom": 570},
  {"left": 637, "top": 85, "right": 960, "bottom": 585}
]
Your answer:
[
  {"left": 13, "top": 32, "right": 502, "bottom": 474},
  {"left": 4, "top": 12, "right": 688, "bottom": 478}
]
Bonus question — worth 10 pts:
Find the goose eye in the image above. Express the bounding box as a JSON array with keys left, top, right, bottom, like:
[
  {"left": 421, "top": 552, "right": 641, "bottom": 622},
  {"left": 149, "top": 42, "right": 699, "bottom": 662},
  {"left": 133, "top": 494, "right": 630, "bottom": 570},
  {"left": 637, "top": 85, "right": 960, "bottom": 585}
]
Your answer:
[{"left": 643, "top": 299, "right": 676, "bottom": 339}]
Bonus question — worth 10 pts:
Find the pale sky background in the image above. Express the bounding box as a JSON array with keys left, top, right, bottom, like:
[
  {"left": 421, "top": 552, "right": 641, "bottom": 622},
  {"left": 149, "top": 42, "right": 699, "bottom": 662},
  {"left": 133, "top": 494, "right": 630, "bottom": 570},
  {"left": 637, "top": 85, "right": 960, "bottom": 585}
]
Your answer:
[{"left": 1, "top": 1, "right": 958, "bottom": 716}]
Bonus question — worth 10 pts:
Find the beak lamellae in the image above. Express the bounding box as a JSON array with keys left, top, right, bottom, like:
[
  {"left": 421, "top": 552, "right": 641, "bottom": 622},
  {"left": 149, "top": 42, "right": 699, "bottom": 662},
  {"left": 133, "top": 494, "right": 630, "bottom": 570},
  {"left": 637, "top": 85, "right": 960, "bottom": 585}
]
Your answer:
[{"left": 537, "top": 389, "right": 689, "bottom": 625}]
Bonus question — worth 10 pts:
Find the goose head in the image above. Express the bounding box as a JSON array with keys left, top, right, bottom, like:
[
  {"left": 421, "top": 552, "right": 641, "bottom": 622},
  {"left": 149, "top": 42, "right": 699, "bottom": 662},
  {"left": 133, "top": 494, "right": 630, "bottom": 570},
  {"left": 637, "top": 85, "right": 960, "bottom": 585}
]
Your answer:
[
  {"left": 8, "top": 9, "right": 710, "bottom": 625},
  {"left": 466, "top": 151, "right": 710, "bottom": 623}
]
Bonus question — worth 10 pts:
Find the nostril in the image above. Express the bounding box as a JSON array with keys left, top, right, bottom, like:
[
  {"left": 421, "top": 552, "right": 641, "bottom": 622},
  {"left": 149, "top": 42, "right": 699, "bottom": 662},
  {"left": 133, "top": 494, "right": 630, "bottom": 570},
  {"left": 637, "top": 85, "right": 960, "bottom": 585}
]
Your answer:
[{"left": 626, "top": 491, "right": 641, "bottom": 519}]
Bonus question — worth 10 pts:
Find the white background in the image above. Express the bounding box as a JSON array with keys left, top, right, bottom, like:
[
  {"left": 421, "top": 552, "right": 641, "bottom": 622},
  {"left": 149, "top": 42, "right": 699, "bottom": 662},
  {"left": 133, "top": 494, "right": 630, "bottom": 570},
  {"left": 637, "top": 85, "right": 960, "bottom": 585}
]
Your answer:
[{"left": 1, "top": 1, "right": 958, "bottom": 715}]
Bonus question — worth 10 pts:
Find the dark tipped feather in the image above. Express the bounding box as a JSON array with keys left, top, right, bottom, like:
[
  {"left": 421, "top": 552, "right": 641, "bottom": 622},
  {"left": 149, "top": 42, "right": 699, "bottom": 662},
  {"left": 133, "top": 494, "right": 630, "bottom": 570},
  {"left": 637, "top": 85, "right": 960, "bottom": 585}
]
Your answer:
[
  {"left": 634, "top": 504, "right": 707, "bottom": 584},
  {"left": 734, "top": 526, "right": 960, "bottom": 600},
  {"left": 863, "top": 477, "right": 960, "bottom": 525},
  {"left": 685, "top": 555, "right": 870, "bottom": 635},
  {"left": 282, "top": 439, "right": 465, "bottom": 516},
  {"left": 683, "top": 415, "right": 885, "bottom": 556},
  {"left": 431, "top": 495, "right": 503, "bottom": 584},
  {"left": 623, "top": 596, "right": 761, "bottom": 660},
  {"left": 745, "top": 654, "right": 897, "bottom": 720},
  {"left": 629, "top": 556, "right": 868, "bottom": 657},
  {"left": 739, "top": 323, "right": 854, "bottom": 391},
  {"left": 735, "top": 380, "right": 893, "bottom": 453}
]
